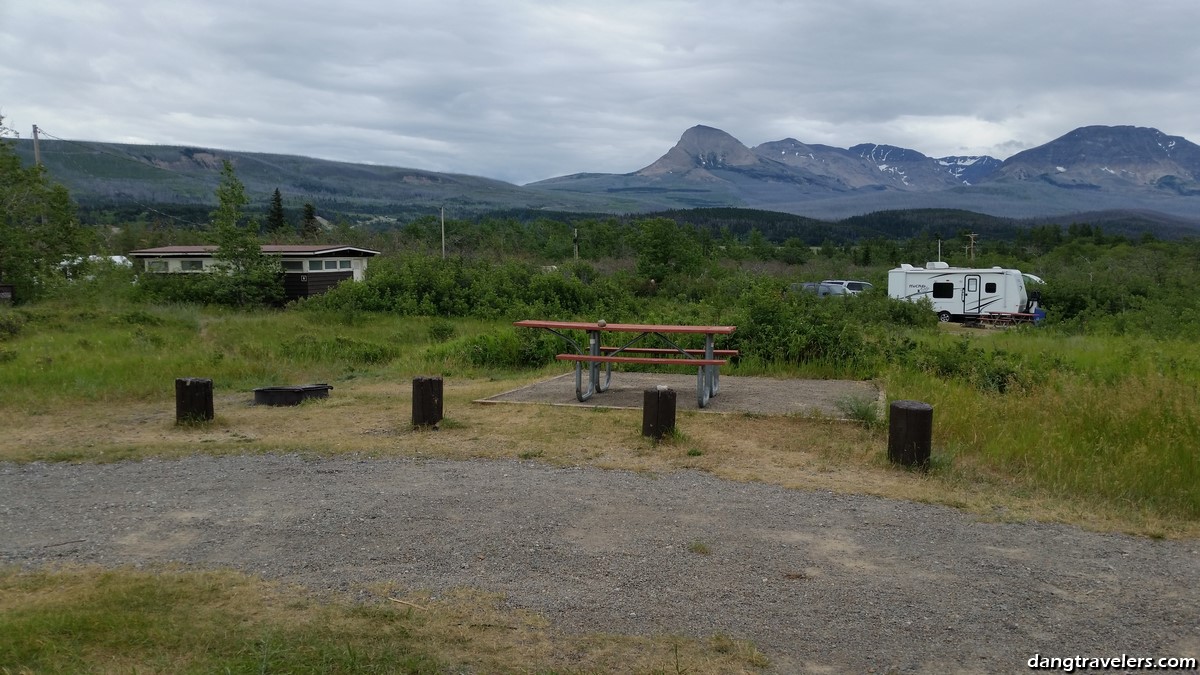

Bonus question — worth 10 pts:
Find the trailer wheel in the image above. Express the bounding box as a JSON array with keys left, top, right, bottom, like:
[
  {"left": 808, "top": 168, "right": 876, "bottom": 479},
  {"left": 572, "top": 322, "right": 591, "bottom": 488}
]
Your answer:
[{"left": 938, "top": 311, "right": 952, "bottom": 323}]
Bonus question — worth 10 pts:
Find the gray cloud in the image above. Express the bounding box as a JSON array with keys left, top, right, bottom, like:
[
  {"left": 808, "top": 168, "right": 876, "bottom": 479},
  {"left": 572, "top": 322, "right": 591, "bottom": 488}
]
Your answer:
[{"left": 3, "top": 0, "right": 1199, "bottom": 184}]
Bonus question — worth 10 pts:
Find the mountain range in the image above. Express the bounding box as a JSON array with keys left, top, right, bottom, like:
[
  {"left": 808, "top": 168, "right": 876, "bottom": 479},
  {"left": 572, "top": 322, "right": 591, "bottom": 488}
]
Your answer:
[
  {"left": 13, "top": 124, "right": 1200, "bottom": 225},
  {"left": 530, "top": 125, "right": 1200, "bottom": 221}
]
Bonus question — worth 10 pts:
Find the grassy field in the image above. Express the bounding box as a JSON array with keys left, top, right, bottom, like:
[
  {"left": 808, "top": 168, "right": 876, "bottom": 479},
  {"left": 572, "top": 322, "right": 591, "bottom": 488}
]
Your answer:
[
  {"left": 885, "top": 329, "right": 1200, "bottom": 524},
  {"left": 2, "top": 300, "right": 1196, "bottom": 529},
  {"left": 2, "top": 298, "right": 1197, "bottom": 672}
]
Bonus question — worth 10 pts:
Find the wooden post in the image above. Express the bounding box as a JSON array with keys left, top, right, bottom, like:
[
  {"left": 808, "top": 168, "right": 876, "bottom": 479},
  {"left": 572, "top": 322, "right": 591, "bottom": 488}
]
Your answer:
[
  {"left": 175, "top": 377, "right": 214, "bottom": 424},
  {"left": 412, "top": 376, "right": 444, "bottom": 428},
  {"left": 642, "top": 386, "right": 676, "bottom": 440},
  {"left": 888, "top": 400, "right": 932, "bottom": 469}
]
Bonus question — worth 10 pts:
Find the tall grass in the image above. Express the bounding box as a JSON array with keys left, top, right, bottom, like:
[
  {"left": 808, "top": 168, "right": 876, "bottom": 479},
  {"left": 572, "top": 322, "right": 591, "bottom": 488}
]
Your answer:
[
  {"left": 887, "top": 337, "right": 1200, "bottom": 518},
  {"left": 0, "top": 303, "right": 504, "bottom": 407},
  {"left": 4, "top": 292, "right": 1198, "bottom": 523}
]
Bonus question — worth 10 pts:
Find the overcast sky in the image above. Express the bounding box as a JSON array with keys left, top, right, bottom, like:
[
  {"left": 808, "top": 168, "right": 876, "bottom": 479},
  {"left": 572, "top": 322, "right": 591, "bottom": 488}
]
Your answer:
[{"left": 3, "top": 0, "right": 1199, "bottom": 185}]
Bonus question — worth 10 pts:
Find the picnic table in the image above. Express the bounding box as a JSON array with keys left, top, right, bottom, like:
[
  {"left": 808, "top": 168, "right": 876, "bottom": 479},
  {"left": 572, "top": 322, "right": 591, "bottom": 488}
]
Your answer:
[
  {"left": 975, "top": 312, "right": 1037, "bottom": 328},
  {"left": 513, "top": 320, "right": 737, "bottom": 408}
]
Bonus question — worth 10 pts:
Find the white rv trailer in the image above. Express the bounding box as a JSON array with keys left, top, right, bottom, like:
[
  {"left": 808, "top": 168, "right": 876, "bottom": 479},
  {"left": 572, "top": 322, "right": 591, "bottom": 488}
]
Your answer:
[{"left": 888, "top": 262, "right": 1040, "bottom": 322}]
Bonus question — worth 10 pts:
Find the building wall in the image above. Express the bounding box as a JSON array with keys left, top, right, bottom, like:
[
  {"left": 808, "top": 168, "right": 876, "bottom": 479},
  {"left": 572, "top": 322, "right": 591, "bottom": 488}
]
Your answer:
[
  {"left": 139, "top": 255, "right": 369, "bottom": 299},
  {"left": 283, "top": 271, "right": 354, "bottom": 300},
  {"left": 280, "top": 258, "right": 368, "bottom": 281},
  {"left": 144, "top": 257, "right": 217, "bottom": 273}
]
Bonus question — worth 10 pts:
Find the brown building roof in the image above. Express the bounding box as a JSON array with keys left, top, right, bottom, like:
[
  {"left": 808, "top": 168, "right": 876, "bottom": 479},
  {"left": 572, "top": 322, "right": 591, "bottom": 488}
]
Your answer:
[{"left": 128, "top": 245, "right": 380, "bottom": 258}]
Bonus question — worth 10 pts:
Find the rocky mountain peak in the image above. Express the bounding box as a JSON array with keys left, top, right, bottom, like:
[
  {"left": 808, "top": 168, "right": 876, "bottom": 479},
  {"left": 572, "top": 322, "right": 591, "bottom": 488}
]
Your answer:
[
  {"left": 997, "top": 125, "right": 1200, "bottom": 192},
  {"left": 850, "top": 144, "right": 931, "bottom": 164},
  {"left": 636, "top": 125, "right": 764, "bottom": 178}
]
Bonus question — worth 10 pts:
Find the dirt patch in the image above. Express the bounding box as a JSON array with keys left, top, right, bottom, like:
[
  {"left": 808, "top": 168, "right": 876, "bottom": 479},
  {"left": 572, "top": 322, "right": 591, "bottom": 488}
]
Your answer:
[{"left": 479, "top": 372, "right": 880, "bottom": 416}]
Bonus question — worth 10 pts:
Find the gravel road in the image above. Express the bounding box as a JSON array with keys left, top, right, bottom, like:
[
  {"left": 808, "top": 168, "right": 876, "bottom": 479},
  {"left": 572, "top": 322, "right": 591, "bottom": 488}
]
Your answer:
[{"left": 2, "top": 455, "right": 1197, "bottom": 673}]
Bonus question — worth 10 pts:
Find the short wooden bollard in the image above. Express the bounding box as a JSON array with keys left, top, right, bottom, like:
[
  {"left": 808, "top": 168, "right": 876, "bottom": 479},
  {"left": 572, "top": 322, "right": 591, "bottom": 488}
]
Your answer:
[
  {"left": 642, "top": 386, "right": 677, "bottom": 440},
  {"left": 888, "top": 400, "right": 933, "bottom": 469},
  {"left": 412, "top": 376, "right": 444, "bottom": 428},
  {"left": 175, "top": 377, "right": 214, "bottom": 424}
]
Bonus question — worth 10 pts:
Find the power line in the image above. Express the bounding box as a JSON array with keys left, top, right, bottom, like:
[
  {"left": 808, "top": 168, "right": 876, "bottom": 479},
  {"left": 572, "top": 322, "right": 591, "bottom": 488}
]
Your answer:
[
  {"left": 34, "top": 128, "right": 218, "bottom": 184},
  {"left": 31, "top": 128, "right": 209, "bottom": 228}
]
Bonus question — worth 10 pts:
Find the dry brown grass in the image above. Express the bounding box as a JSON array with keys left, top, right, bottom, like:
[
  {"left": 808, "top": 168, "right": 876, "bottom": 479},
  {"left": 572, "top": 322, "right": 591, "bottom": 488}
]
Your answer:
[
  {"left": 4, "top": 372, "right": 1191, "bottom": 671},
  {"left": 1, "top": 565, "right": 767, "bottom": 673},
  {"left": 379, "top": 585, "right": 769, "bottom": 673},
  {"left": 3, "top": 373, "right": 1193, "bottom": 537}
]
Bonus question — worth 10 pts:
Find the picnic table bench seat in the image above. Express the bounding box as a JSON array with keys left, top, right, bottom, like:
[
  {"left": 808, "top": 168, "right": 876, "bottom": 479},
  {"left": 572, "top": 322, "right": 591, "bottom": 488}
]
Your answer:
[
  {"left": 557, "top": 353, "right": 727, "bottom": 366},
  {"left": 600, "top": 346, "right": 739, "bottom": 357},
  {"left": 514, "top": 319, "right": 737, "bottom": 408},
  {"left": 976, "top": 312, "right": 1037, "bottom": 328}
]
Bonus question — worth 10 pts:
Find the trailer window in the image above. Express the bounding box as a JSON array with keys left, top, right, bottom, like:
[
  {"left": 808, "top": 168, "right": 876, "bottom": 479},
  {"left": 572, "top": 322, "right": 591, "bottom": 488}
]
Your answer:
[
  {"left": 985, "top": 282, "right": 997, "bottom": 293},
  {"left": 933, "top": 282, "right": 955, "bottom": 299}
]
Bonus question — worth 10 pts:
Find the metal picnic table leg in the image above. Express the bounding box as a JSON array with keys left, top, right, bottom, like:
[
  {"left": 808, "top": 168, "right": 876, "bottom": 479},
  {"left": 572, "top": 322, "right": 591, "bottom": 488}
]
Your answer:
[
  {"left": 591, "top": 329, "right": 616, "bottom": 393},
  {"left": 539, "top": 325, "right": 596, "bottom": 402},
  {"left": 574, "top": 360, "right": 595, "bottom": 401},
  {"left": 693, "top": 333, "right": 722, "bottom": 408},
  {"left": 697, "top": 365, "right": 710, "bottom": 408},
  {"left": 598, "top": 360, "right": 614, "bottom": 392},
  {"left": 705, "top": 333, "right": 720, "bottom": 397},
  {"left": 587, "top": 329, "right": 607, "bottom": 394}
]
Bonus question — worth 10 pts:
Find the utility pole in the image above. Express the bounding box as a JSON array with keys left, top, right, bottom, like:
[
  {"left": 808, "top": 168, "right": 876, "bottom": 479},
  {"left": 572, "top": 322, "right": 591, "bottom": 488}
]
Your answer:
[
  {"left": 31, "top": 125, "right": 47, "bottom": 227},
  {"left": 32, "top": 125, "right": 42, "bottom": 166}
]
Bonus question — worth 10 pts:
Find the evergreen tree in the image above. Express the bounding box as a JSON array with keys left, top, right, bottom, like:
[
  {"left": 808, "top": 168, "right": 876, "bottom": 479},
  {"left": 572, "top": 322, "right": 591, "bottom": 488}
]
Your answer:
[
  {"left": 265, "top": 188, "right": 288, "bottom": 235},
  {"left": 747, "top": 228, "right": 773, "bottom": 261},
  {"left": 301, "top": 202, "right": 322, "bottom": 240},
  {"left": 0, "top": 117, "right": 93, "bottom": 303},
  {"left": 209, "top": 161, "right": 283, "bottom": 306},
  {"left": 857, "top": 242, "right": 873, "bottom": 266},
  {"left": 778, "top": 237, "right": 809, "bottom": 265},
  {"left": 633, "top": 217, "right": 703, "bottom": 281}
]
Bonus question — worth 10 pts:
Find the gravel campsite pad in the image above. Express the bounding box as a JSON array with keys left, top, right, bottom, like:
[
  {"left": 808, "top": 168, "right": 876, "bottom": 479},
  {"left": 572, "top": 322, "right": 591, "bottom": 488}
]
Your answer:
[
  {"left": 2, "top": 455, "right": 1197, "bottom": 673},
  {"left": 480, "top": 372, "right": 880, "bottom": 416}
]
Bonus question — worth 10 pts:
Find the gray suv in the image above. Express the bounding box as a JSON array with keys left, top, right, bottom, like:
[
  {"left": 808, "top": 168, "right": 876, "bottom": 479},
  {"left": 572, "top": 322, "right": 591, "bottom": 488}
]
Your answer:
[
  {"left": 791, "top": 282, "right": 849, "bottom": 297},
  {"left": 821, "top": 279, "right": 874, "bottom": 295}
]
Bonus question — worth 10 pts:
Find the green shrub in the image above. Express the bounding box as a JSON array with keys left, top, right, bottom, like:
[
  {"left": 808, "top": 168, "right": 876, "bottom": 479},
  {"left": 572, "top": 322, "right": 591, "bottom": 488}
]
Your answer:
[
  {"left": 428, "top": 319, "right": 457, "bottom": 343},
  {"left": 456, "top": 328, "right": 558, "bottom": 369},
  {"left": 835, "top": 395, "right": 883, "bottom": 429},
  {"left": 296, "top": 253, "right": 643, "bottom": 322},
  {"left": 725, "top": 283, "right": 883, "bottom": 377},
  {"left": 136, "top": 273, "right": 223, "bottom": 306},
  {"left": 0, "top": 312, "right": 24, "bottom": 340},
  {"left": 905, "top": 338, "right": 1040, "bottom": 394}
]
